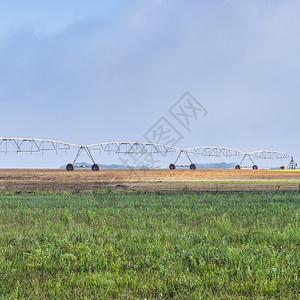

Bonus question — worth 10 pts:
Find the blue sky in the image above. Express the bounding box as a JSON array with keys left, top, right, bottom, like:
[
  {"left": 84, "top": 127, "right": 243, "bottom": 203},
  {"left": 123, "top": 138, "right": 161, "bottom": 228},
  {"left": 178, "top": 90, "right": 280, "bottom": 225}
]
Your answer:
[{"left": 0, "top": 0, "right": 299, "bottom": 168}]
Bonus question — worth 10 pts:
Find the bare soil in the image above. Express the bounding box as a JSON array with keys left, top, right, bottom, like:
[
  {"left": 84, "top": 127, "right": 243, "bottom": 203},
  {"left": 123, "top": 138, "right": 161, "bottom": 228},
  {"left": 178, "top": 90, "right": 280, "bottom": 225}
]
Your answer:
[{"left": 0, "top": 169, "right": 299, "bottom": 193}]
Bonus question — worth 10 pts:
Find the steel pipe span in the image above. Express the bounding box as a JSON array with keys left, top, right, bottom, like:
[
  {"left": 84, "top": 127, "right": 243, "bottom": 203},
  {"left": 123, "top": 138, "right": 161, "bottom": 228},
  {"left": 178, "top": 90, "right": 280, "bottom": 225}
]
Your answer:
[
  {"left": 184, "top": 147, "right": 245, "bottom": 157},
  {"left": 0, "top": 138, "right": 294, "bottom": 171},
  {"left": 0, "top": 138, "right": 79, "bottom": 153},
  {"left": 87, "top": 142, "right": 180, "bottom": 154},
  {"left": 247, "top": 151, "right": 291, "bottom": 160}
]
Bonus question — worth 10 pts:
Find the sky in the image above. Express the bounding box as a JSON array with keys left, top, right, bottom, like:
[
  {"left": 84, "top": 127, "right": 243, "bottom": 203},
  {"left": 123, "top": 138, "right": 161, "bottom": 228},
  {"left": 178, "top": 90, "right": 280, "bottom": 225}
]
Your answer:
[{"left": 0, "top": 0, "right": 299, "bottom": 168}]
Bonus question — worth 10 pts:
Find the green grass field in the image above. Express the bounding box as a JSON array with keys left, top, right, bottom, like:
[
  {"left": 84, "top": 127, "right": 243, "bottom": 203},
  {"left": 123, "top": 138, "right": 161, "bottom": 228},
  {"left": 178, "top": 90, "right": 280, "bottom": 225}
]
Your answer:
[{"left": 0, "top": 191, "right": 299, "bottom": 299}]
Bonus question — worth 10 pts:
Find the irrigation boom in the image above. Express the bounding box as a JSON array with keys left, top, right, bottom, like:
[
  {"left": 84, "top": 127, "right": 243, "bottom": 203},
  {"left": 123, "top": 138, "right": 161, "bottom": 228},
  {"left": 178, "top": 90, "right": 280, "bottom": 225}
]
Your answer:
[{"left": 0, "top": 138, "right": 294, "bottom": 171}]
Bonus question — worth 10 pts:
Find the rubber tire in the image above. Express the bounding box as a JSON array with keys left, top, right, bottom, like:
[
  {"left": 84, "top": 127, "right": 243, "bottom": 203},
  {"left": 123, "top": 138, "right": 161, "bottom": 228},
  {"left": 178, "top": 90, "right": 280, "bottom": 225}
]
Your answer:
[
  {"left": 190, "top": 163, "right": 197, "bottom": 170},
  {"left": 253, "top": 165, "right": 258, "bottom": 170},
  {"left": 66, "top": 163, "right": 74, "bottom": 171},
  {"left": 169, "top": 163, "right": 176, "bottom": 170},
  {"left": 280, "top": 166, "right": 285, "bottom": 170},
  {"left": 91, "top": 164, "right": 100, "bottom": 172},
  {"left": 235, "top": 165, "right": 241, "bottom": 169}
]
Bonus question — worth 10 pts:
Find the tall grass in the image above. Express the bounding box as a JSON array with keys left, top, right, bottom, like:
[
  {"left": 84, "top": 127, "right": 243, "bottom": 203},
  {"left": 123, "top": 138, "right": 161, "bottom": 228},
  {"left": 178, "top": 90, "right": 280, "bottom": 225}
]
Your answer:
[{"left": 0, "top": 191, "right": 299, "bottom": 298}]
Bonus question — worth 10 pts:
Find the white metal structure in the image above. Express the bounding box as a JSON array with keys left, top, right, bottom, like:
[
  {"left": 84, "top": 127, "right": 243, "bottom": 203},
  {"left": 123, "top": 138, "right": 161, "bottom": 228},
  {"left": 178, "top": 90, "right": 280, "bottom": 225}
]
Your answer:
[
  {"left": 235, "top": 151, "right": 292, "bottom": 170},
  {"left": 87, "top": 142, "right": 179, "bottom": 154},
  {"left": 185, "top": 147, "right": 245, "bottom": 157},
  {"left": 170, "top": 147, "right": 245, "bottom": 170},
  {"left": 0, "top": 138, "right": 78, "bottom": 153},
  {"left": 247, "top": 151, "right": 291, "bottom": 160},
  {"left": 80, "top": 142, "right": 179, "bottom": 172},
  {"left": 0, "top": 138, "right": 294, "bottom": 171}
]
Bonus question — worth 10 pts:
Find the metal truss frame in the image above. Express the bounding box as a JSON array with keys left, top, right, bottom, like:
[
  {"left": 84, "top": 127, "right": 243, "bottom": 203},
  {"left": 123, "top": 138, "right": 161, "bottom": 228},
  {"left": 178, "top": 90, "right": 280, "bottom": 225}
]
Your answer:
[
  {"left": 237, "top": 151, "right": 292, "bottom": 169},
  {"left": 0, "top": 138, "right": 79, "bottom": 153},
  {"left": 0, "top": 138, "right": 294, "bottom": 170},
  {"left": 247, "top": 151, "right": 291, "bottom": 160},
  {"left": 170, "top": 147, "right": 245, "bottom": 169},
  {"left": 86, "top": 142, "right": 179, "bottom": 154},
  {"left": 185, "top": 147, "right": 245, "bottom": 157}
]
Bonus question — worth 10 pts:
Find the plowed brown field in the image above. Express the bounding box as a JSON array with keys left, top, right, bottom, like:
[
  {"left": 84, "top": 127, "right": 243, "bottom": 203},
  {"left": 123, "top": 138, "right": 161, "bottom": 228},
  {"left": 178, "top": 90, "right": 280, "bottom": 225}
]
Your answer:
[{"left": 0, "top": 169, "right": 300, "bottom": 193}]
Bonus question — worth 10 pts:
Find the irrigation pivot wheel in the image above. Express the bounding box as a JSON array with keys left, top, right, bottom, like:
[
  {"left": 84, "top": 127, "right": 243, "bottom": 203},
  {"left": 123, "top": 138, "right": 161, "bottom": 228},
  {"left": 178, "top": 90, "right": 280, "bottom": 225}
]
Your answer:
[
  {"left": 252, "top": 165, "right": 258, "bottom": 170},
  {"left": 66, "top": 163, "right": 74, "bottom": 171},
  {"left": 190, "top": 163, "right": 197, "bottom": 170},
  {"left": 169, "top": 163, "right": 176, "bottom": 170},
  {"left": 91, "top": 164, "right": 100, "bottom": 171},
  {"left": 235, "top": 165, "right": 241, "bottom": 169}
]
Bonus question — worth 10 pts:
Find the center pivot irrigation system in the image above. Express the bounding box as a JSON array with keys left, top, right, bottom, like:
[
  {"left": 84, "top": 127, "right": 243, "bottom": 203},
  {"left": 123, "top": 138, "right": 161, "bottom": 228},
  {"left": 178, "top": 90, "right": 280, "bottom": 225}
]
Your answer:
[{"left": 0, "top": 138, "right": 295, "bottom": 171}]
